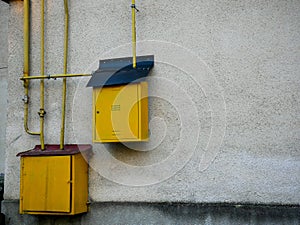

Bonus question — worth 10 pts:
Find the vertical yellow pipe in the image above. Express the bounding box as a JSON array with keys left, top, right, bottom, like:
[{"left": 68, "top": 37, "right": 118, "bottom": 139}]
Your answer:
[
  {"left": 131, "top": 0, "right": 136, "bottom": 68},
  {"left": 39, "top": 0, "right": 45, "bottom": 149},
  {"left": 23, "top": 0, "right": 40, "bottom": 136},
  {"left": 23, "top": 0, "right": 29, "bottom": 80},
  {"left": 60, "top": 0, "right": 69, "bottom": 150}
]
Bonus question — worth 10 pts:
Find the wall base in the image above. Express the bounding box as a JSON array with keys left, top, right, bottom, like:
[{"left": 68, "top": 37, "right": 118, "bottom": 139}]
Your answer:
[{"left": 2, "top": 200, "right": 300, "bottom": 225}]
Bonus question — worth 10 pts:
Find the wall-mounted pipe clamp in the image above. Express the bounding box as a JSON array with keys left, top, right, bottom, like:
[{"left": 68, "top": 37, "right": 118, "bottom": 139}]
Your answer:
[
  {"left": 22, "top": 95, "right": 29, "bottom": 104},
  {"left": 131, "top": 4, "right": 139, "bottom": 12},
  {"left": 38, "top": 108, "right": 46, "bottom": 118}
]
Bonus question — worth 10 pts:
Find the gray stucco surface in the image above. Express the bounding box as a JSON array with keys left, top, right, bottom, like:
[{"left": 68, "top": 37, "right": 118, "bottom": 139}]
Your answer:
[
  {"left": 0, "top": 1, "right": 8, "bottom": 174},
  {"left": 3, "top": 0, "right": 300, "bottom": 211},
  {"left": 2, "top": 201, "right": 300, "bottom": 225}
]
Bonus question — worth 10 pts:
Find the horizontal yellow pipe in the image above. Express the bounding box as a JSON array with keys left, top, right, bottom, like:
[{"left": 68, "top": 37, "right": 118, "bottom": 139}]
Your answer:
[{"left": 20, "top": 73, "right": 91, "bottom": 80}]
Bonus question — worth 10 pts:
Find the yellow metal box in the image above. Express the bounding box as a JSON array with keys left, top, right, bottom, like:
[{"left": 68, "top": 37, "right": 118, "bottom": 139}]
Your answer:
[
  {"left": 93, "top": 82, "right": 148, "bottom": 142},
  {"left": 87, "top": 55, "right": 154, "bottom": 143},
  {"left": 17, "top": 145, "right": 92, "bottom": 215}
]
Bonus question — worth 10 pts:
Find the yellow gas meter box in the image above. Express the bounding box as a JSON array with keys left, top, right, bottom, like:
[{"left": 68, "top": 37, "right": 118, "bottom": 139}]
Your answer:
[
  {"left": 17, "top": 145, "right": 92, "bottom": 215},
  {"left": 93, "top": 82, "right": 148, "bottom": 142},
  {"left": 87, "top": 55, "right": 154, "bottom": 143}
]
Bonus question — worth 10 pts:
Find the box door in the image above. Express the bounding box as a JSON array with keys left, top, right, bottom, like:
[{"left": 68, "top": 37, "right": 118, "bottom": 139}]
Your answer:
[
  {"left": 21, "top": 156, "right": 71, "bottom": 213},
  {"left": 95, "top": 84, "right": 139, "bottom": 141}
]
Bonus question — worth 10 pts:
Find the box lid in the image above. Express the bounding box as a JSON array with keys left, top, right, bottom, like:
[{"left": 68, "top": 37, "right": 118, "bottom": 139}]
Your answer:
[
  {"left": 86, "top": 55, "right": 154, "bottom": 87},
  {"left": 17, "top": 144, "right": 92, "bottom": 157}
]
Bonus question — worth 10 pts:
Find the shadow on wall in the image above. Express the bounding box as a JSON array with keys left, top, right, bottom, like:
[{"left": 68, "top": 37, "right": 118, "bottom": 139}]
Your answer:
[{"left": 0, "top": 173, "right": 4, "bottom": 225}]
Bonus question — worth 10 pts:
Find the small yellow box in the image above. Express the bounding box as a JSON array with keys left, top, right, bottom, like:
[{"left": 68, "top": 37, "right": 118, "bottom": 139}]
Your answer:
[
  {"left": 93, "top": 82, "right": 148, "bottom": 142},
  {"left": 18, "top": 145, "right": 91, "bottom": 215},
  {"left": 87, "top": 55, "right": 154, "bottom": 143}
]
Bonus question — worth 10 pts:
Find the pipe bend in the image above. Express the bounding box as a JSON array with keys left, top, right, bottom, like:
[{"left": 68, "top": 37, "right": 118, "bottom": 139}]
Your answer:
[{"left": 24, "top": 124, "right": 40, "bottom": 136}]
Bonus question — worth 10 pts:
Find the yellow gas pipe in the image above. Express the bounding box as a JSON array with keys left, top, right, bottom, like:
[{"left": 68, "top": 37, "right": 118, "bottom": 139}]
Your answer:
[
  {"left": 23, "top": 0, "right": 46, "bottom": 149},
  {"left": 131, "top": 0, "right": 137, "bottom": 68},
  {"left": 23, "top": 0, "right": 136, "bottom": 149},
  {"left": 23, "top": 0, "right": 40, "bottom": 136},
  {"left": 21, "top": 73, "right": 91, "bottom": 80},
  {"left": 39, "top": 0, "right": 45, "bottom": 149},
  {"left": 60, "top": 0, "right": 69, "bottom": 150},
  {"left": 22, "top": 0, "right": 90, "bottom": 150}
]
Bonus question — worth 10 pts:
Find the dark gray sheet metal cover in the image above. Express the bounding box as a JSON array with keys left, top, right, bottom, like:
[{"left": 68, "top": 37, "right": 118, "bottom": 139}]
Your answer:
[{"left": 86, "top": 55, "right": 154, "bottom": 87}]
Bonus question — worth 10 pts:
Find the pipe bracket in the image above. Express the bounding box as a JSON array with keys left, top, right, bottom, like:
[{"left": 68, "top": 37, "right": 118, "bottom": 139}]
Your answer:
[
  {"left": 131, "top": 4, "right": 139, "bottom": 12},
  {"left": 22, "top": 95, "right": 29, "bottom": 104},
  {"left": 38, "top": 108, "right": 46, "bottom": 118}
]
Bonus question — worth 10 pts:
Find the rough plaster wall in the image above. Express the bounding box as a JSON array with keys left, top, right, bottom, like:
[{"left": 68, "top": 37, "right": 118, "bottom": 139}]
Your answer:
[
  {"left": 0, "top": 1, "right": 9, "bottom": 174},
  {"left": 5, "top": 0, "right": 300, "bottom": 205}
]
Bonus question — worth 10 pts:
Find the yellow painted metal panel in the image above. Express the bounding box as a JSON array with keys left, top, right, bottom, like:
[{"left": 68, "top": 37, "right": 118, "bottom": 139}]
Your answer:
[
  {"left": 95, "top": 84, "right": 139, "bottom": 141},
  {"left": 121, "top": 84, "right": 139, "bottom": 139},
  {"left": 138, "top": 82, "right": 148, "bottom": 140},
  {"left": 95, "top": 86, "right": 118, "bottom": 140},
  {"left": 93, "top": 89, "right": 99, "bottom": 142},
  {"left": 21, "top": 156, "right": 71, "bottom": 213},
  {"left": 72, "top": 154, "right": 88, "bottom": 214},
  {"left": 93, "top": 82, "right": 148, "bottom": 142}
]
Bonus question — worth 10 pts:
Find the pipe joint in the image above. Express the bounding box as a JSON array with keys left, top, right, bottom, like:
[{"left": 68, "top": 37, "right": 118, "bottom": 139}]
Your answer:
[
  {"left": 23, "top": 79, "right": 29, "bottom": 88},
  {"left": 38, "top": 108, "right": 46, "bottom": 118}
]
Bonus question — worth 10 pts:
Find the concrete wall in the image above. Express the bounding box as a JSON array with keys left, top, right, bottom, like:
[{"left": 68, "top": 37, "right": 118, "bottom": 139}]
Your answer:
[
  {"left": 0, "top": 1, "right": 8, "bottom": 174},
  {"left": 3, "top": 0, "right": 300, "bottom": 221},
  {"left": 2, "top": 201, "right": 300, "bottom": 225}
]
